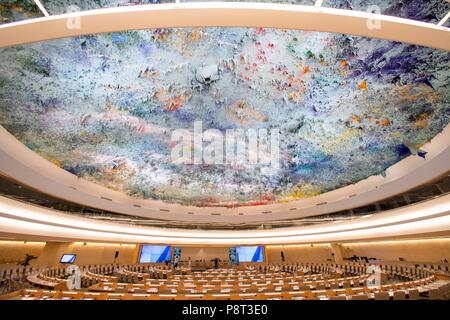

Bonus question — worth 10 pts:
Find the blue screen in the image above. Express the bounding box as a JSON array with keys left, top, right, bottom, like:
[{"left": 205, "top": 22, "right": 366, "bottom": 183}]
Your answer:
[
  {"left": 60, "top": 254, "right": 76, "bottom": 263},
  {"left": 139, "top": 245, "right": 172, "bottom": 263},
  {"left": 235, "top": 246, "right": 264, "bottom": 262}
]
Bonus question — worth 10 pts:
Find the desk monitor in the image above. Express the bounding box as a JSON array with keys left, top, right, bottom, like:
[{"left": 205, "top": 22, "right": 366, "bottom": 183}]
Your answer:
[{"left": 60, "top": 254, "right": 76, "bottom": 264}]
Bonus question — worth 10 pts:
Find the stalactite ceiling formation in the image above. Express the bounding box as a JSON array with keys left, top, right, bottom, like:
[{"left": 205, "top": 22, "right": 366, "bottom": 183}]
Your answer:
[{"left": 0, "top": 1, "right": 449, "bottom": 208}]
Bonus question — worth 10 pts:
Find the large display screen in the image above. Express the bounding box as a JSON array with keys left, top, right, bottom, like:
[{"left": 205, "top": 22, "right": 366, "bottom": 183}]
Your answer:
[
  {"left": 139, "top": 245, "right": 172, "bottom": 263},
  {"left": 60, "top": 254, "right": 76, "bottom": 264},
  {"left": 235, "top": 246, "right": 264, "bottom": 262}
]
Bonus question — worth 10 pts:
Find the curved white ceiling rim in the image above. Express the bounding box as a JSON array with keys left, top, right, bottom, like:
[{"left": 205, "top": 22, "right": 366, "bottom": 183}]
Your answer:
[
  {"left": 0, "top": 194, "right": 449, "bottom": 244},
  {"left": 0, "top": 3, "right": 449, "bottom": 50}
]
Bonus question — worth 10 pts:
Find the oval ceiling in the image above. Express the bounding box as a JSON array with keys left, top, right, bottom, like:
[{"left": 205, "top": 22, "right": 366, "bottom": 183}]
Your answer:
[{"left": 0, "top": 1, "right": 449, "bottom": 209}]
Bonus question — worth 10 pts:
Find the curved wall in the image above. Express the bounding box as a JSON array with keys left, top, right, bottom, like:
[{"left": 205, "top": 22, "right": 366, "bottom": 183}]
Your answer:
[{"left": 0, "top": 193, "right": 449, "bottom": 245}]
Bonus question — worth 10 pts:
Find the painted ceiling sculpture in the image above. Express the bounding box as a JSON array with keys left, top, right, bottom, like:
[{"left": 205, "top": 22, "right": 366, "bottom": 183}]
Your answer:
[{"left": 0, "top": 2, "right": 449, "bottom": 208}]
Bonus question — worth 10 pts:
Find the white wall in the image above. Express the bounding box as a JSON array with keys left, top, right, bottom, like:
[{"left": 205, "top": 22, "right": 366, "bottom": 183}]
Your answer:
[
  {"left": 266, "top": 244, "right": 334, "bottom": 263},
  {"left": 2, "top": 239, "right": 450, "bottom": 267},
  {"left": 37, "top": 242, "right": 139, "bottom": 267},
  {"left": 344, "top": 239, "right": 450, "bottom": 263},
  {"left": 0, "top": 241, "right": 46, "bottom": 265},
  {"left": 179, "top": 246, "right": 229, "bottom": 261}
]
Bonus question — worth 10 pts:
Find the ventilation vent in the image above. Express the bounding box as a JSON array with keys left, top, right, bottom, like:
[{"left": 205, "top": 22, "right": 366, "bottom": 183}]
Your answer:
[
  {"left": 187, "top": 212, "right": 195, "bottom": 215},
  {"left": 349, "top": 194, "right": 357, "bottom": 198},
  {"left": 101, "top": 197, "right": 112, "bottom": 201},
  {"left": 160, "top": 209, "right": 170, "bottom": 212},
  {"left": 262, "top": 211, "right": 272, "bottom": 214},
  {"left": 289, "top": 208, "right": 297, "bottom": 211},
  {"left": 69, "top": 186, "right": 77, "bottom": 190},
  {"left": 133, "top": 204, "right": 142, "bottom": 208},
  {"left": 316, "top": 202, "right": 328, "bottom": 206},
  {"left": 211, "top": 213, "right": 221, "bottom": 216}
]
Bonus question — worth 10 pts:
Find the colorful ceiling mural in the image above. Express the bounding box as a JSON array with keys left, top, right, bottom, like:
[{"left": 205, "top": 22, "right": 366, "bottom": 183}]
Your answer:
[
  {"left": 0, "top": 0, "right": 42, "bottom": 24},
  {"left": 0, "top": 23, "right": 449, "bottom": 207}
]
